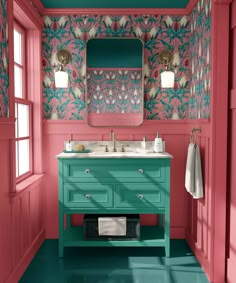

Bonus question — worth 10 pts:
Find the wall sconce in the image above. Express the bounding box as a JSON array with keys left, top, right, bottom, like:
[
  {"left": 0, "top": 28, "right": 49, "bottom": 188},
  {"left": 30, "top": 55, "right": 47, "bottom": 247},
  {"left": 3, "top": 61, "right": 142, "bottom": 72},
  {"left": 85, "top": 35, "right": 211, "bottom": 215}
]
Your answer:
[
  {"left": 159, "top": 49, "right": 175, "bottom": 88},
  {"left": 55, "top": 49, "right": 71, "bottom": 88}
]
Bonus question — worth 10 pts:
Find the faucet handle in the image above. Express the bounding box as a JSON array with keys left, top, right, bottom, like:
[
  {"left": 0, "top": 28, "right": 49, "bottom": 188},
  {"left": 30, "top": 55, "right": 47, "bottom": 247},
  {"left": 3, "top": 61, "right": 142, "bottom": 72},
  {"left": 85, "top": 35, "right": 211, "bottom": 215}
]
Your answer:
[
  {"left": 121, "top": 144, "right": 129, "bottom": 152},
  {"left": 99, "top": 144, "right": 109, "bottom": 152}
]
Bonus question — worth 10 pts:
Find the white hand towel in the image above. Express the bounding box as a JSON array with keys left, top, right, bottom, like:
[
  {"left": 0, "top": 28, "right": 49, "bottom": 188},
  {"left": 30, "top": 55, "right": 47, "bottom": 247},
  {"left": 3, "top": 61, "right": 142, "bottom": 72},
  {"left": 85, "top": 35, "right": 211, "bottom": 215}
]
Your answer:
[
  {"left": 192, "top": 145, "right": 203, "bottom": 199},
  {"left": 185, "top": 143, "right": 196, "bottom": 194},
  {"left": 98, "top": 217, "right": 127, "bottom": 236}
]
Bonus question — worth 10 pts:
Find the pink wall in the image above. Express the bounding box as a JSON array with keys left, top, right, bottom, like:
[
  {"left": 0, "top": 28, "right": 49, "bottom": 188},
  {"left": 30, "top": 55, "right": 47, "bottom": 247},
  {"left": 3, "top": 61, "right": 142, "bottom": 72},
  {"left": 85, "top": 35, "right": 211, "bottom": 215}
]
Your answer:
[
  {"left": 0, "top": 121, "right": 45, "bottom": 283},
  {"left": 226, "top": 1, "right": 236, "bottom": 282}
]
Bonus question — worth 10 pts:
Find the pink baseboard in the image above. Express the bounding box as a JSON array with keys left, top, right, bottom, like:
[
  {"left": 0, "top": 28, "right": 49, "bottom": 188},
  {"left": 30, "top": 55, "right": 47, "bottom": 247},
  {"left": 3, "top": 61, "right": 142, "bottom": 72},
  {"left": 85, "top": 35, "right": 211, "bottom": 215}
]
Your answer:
[{"left": 6, "top": 229, "right": 45, "bottom": 283}]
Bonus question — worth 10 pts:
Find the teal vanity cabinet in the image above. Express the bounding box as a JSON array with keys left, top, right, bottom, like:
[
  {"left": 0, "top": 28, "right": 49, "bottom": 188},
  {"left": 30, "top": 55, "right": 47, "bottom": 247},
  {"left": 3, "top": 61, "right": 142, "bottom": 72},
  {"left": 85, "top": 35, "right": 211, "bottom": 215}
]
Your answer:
[{"left": 57, "top": 155, "right": 171, "bottom": 257}]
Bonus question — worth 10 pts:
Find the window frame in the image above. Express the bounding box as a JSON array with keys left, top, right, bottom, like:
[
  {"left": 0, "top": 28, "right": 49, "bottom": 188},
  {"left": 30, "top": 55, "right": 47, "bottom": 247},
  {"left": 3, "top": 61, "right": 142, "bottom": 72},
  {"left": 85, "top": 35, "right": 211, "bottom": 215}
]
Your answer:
[
  {"left": 14, "top": 21, "right": 26, "bottom": 99},
  {"left": 14, "top": 21, "right": 33, "bottom": 183}
]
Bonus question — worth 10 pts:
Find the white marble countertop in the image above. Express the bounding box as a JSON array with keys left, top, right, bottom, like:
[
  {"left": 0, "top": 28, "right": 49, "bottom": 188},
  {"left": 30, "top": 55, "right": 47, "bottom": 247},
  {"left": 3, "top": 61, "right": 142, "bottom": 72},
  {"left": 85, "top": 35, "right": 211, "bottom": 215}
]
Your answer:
[
  {"left": 56, "top": 151, "right": 173, "bottom": 159},
  {"left": 56, "top": 141, "right": 173, "bottom": 159}
]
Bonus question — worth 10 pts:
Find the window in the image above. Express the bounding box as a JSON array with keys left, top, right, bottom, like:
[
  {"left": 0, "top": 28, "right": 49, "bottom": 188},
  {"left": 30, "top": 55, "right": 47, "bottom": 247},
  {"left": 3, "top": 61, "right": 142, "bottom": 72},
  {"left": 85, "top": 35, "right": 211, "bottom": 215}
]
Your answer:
[{"left": 14, "top": 23, "right": 32, "bottom": 180}]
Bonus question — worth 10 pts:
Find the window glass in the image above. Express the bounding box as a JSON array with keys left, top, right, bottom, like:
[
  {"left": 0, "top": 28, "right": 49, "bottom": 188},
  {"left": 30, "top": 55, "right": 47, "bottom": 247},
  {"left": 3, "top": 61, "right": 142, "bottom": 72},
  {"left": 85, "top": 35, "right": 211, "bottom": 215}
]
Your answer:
[
  {"left": 18, "top": 139, "right": 30, "bottom": 176},
  {"left": 17, "top": 104, "right": 29, "bottom": 138},
  {"left": 14, "top": 23, "right": 32, "bottom": 181},
  {"left": 14, "top": 29, "right": 22, "bottom": 65},
  {"left": 14, "top": 65, "right": 23, "bottom": 98},
  {"left": 15, "top": 142, "right": 19, "bottom": 178}
]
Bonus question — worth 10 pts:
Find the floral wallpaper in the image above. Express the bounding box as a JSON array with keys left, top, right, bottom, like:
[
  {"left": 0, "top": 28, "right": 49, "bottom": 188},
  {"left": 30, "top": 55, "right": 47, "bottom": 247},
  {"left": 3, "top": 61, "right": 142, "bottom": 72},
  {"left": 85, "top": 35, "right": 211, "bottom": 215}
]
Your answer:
[
  {"left": 189, "top": 0, "right": 211, "bottom": 119},
  {"left": 42, "top": 15, "right": 191, "bottom": 120},
  {"left": 42, "top": 0, "right": 211, "bottom": 121},
  {"left": 0, "top": 0, "right": 8, "bottom": 118},
  {"left": 87, "top": 69, "right": 143, "bottom": 114}
]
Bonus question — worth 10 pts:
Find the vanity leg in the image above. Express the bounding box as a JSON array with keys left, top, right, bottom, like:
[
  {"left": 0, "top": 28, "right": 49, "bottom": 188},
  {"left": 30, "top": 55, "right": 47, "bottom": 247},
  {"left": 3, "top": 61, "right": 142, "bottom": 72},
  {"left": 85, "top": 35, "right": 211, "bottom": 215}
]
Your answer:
[
  {"left": 58, "top": 162, "right": 64, "bottom": 258},
  {"left": 159, "top": 214, "right": 163, "bottom": 227},
  {"left": 67, "top": 215, "right": 71, "bottom": 227},
  {"left": 59, "top": 243, "right": 64, "bottom": 258},
  {"left": 165, "top": 160, "right": 171, "bottom": 258},
  {"left": 58, "top": 209, "right": 64, "bottom": 258},
  {"left": 165, "top": 212, "right": 170, "bottom": 257}
]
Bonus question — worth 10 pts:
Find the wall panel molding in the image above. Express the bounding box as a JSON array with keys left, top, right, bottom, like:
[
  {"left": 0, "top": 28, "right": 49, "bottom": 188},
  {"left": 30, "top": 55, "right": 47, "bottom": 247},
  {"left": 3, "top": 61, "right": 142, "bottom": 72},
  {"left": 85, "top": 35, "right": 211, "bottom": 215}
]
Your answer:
[
  {"left": 43, "top": 8, "right": 187, "bottom": 16},
  {"left": 230, "top": 89, "right": 236, "bottom": 109},
  {"left": 14, "top": 0, "right": 43, "bottom": 29},
  {"left": 0, "top": 119, "right": 15, "bottom": 140},
  {"left": 231, "top": 0, "right": 236, "bottom": 28},
  {"left": 43, "top": 119, "right": 210, "bottom": 137},
  {"left": 185, "top": 134, "right": 211, "bottom": 281}
]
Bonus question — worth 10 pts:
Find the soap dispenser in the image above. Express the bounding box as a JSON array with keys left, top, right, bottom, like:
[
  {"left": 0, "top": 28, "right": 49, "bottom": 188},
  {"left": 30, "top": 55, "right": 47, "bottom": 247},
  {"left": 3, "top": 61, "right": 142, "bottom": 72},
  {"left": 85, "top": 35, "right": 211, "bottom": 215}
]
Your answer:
[
  {"left": 153, "top": 132, "right": 163, "bottom": 153},
  {"left": 141, "top": 136, "right": 147, "bottom": 150},
  {"left": 65, "top": 140, "right": 72, "bottom": 152}
]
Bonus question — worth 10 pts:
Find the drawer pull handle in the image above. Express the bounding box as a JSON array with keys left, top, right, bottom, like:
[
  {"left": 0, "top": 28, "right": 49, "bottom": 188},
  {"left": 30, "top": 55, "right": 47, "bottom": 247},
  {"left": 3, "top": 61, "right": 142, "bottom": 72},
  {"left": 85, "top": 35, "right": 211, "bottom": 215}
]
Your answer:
[
  {"left": 85, "top": 169, "right": 90, "bottom": 174},
  {"left": 138, "top": 169, "right": 144, "bottom": 174},
  {"left": 85, "top": 194, "right": 91, "bottom": 199},
  {"left": 138, "top": 194, "right": 144, "bottom": 199}
]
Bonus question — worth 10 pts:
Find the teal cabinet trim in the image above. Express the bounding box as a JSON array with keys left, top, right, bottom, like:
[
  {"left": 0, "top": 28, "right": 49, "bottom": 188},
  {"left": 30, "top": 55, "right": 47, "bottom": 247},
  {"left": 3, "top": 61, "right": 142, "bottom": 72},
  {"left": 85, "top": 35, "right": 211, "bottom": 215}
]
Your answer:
[{"left": 58, "top": 157, "right": 171, "bottom": 257}]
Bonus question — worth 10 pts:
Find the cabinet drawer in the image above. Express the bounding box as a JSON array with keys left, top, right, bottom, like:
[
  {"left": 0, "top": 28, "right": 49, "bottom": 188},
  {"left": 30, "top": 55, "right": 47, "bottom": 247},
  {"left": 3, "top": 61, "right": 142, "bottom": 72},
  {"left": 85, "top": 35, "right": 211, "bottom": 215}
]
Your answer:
[
  {"left": 63, "top": 159, "right": 166, "bottom": 182},
  {"left": 64, "top": 183, "right": 113, "bottom": 208},
  {"left": 115, "top": 183, "right": 166, "bottom": 209}
]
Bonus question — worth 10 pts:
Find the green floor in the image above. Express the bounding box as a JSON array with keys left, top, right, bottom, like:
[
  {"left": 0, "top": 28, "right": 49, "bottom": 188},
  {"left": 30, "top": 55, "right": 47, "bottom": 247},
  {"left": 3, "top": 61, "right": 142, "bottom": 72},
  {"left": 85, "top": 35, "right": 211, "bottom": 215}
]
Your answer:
[{"left": 20, "top": 240, "right": 210, "bottom": 283}]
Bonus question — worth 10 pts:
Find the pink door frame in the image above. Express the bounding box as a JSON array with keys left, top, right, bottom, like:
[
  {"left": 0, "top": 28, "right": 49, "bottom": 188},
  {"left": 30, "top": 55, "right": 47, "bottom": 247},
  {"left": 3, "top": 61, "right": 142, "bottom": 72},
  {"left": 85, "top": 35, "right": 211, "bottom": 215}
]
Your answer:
[
  {"left": 226, "top": 0, "right": 236, "bottom": 282},
  {"left": 211, "top": 1, "right": 232, "bottom": 282}
]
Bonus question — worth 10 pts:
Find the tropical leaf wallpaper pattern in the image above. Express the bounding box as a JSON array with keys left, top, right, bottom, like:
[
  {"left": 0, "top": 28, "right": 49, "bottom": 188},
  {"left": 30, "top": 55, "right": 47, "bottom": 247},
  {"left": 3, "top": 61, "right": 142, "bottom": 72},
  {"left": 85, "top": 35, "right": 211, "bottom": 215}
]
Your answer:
[
  {"left": 42, "top": 14, "right": 191, "bottom": 120},
  {"left": 0, "top": 0, "right": 211, "bottom": 120},
  {"left": 189, "top": 0, "right": 211, "bottom": 119},
  {"left": 0, "top": 0, "right": 8, "bottom": 118}
]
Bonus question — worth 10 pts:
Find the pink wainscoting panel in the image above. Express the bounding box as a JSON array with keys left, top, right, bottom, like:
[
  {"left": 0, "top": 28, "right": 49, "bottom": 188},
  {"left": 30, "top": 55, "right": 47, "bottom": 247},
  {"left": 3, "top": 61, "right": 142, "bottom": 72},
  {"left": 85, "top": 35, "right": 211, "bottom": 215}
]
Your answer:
[
  {"left": 43, "top": 120, "right": 208, "bottom": 239},
  {"left": 164, "top": 134, "right": 189, "bottom": 238},
  {"left": 185, "top": 129, "right": 212, "bottom": 281},
  {"left": 0, "top": 120, "right": 45, "bottom": 283},
  {"left": 6, "top": 178, "right": 45, "bottom": 283},
  {"left": 0, "top": 139, "right": 12, "bottom": 283}
]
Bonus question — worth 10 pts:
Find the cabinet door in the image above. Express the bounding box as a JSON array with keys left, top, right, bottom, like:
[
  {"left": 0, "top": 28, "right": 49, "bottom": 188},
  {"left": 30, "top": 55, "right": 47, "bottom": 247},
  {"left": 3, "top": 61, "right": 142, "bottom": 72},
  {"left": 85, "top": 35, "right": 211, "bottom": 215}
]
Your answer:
[
  {"left": 64, "top": 183, "right": 113, "bottom": 209},
  {"left": 115, "top": 183, "right": 166, "bottom": 209}
]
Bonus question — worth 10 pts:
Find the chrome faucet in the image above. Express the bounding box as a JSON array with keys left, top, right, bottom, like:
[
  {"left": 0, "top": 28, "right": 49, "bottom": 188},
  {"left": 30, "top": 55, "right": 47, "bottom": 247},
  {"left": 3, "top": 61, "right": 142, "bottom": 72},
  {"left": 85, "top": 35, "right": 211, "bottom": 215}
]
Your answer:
[{"left": 110, "top": 130, "right": 116, "bottom": 152}]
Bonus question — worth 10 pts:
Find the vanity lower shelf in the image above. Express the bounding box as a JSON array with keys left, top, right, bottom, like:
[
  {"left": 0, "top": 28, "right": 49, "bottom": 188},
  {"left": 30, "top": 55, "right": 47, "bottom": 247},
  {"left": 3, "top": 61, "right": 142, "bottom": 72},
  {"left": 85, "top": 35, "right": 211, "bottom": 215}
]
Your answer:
[{"left": 63, "top": 226, "right": 165, "bottom": 247}]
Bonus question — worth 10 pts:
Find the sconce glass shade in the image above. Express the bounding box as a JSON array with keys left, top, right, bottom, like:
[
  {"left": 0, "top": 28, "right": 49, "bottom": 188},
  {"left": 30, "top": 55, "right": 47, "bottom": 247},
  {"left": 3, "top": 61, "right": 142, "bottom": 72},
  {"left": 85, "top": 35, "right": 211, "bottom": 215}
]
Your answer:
[
  {"left": 55, "top": 70, "right": 69, "bottom": 88},
  {"left": 161, "top": 71, "right": 175, "bottom": 88}
]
